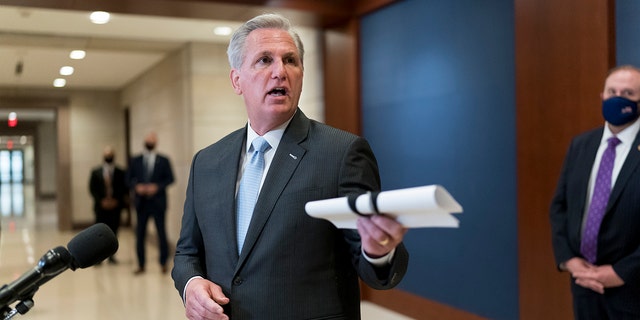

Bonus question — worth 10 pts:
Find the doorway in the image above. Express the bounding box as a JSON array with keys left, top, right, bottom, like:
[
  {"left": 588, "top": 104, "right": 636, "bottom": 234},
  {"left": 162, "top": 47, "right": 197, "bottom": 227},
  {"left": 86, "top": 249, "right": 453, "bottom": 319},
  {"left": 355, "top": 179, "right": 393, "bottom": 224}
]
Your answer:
[{"left": 0, "top": 135, "right": 35, "bottom": 218}]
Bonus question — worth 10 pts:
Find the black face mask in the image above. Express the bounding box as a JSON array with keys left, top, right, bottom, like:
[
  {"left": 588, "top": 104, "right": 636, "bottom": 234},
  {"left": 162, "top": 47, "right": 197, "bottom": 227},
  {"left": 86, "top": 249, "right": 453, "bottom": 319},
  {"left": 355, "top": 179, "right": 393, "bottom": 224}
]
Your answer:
[
  {"left": 104, "top": 156, "right": 114, "bottom": 164},
  {"left": 145, "top": 143, "right": 155, "bottom": 151}
]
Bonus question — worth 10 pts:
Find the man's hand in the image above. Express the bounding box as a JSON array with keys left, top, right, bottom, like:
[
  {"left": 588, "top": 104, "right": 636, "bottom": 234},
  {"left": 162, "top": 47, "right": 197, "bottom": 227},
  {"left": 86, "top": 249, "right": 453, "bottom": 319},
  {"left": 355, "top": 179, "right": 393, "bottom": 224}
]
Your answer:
[
  {"left": 100, "top": 197, "right": 118, "bottom": 210},
  {"left": 357, "top": 215, "right": 407, "bottom": 258},
  {"left": 145, "top": 183, "right": 159, "bottom": 196},
  {"left": 572, "top": 264, "right": 625, "bottom": 294},
  {"left": 564, "top": 257, "right": 625, "bottom": 294},
  {"left": 135, "top": 184, "right": 148, "bottom": 196},
  {"left": 134, "top": 183, "right": 159, "bottom": 197},
  {"left": 184, "top": 278, "right": 230, "bottom": 320}
]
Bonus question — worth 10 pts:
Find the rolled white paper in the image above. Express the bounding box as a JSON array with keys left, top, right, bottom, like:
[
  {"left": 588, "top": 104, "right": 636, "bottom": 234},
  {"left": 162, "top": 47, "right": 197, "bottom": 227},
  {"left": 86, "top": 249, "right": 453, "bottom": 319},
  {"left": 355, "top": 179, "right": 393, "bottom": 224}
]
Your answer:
[{"left": 305, "top": 185, "right": 463, "bottom": 229}]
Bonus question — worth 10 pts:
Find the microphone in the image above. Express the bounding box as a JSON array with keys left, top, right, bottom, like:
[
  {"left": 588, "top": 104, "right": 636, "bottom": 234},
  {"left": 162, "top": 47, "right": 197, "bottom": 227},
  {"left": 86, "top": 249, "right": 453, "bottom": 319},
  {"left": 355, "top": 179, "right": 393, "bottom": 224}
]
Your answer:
[
  {"left": 0, "top": 223, "right": 119, "bottom": 309},
  {"left": 67, "top": 223, "right": 119, "bottom": 269}
]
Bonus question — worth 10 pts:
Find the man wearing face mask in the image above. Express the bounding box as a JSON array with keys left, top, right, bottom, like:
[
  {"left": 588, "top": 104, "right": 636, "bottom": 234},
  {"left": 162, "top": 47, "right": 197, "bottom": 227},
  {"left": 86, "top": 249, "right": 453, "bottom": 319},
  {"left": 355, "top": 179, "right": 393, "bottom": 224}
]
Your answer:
[
  {"left": 128, "top": 131, "right": 175, "bottom": 274},
  {"left": 89, "top": 145, "right": 128, "bottom": 264},
  {"left": 550, "top": 65, "right": 640, "bottom": 319}
]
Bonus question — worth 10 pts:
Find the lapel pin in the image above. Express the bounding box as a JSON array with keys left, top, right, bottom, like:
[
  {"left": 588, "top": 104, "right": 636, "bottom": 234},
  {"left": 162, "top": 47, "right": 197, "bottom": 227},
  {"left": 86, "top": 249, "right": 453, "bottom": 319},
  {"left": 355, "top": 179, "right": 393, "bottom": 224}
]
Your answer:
[
  {"left": 637, "top": 144, "right": 640, "bottom": 151},
  {"left": 289, "top": 153, "right": 298, "bottom": 160}
]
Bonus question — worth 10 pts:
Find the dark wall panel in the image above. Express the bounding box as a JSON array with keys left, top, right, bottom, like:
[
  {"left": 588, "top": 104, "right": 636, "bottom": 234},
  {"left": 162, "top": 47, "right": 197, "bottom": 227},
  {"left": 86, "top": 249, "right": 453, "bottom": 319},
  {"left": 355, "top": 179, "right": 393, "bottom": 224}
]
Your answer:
[
  {"left": 360, "top": 1, "right": 516, "bottom": 319},
  {"left": 617, "top": 0, "right": 640, "bottom": 66},
  {"left": 515, "top": 0, "right": 613, "bottom": 319}
]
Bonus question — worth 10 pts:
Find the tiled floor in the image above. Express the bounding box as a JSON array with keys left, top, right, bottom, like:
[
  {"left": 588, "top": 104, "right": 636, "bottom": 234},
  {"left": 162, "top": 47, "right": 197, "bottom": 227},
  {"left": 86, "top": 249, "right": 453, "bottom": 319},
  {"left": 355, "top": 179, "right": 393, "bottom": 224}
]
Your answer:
[{"left": 0, "top": 185, "right": 413, "bottom": 319}]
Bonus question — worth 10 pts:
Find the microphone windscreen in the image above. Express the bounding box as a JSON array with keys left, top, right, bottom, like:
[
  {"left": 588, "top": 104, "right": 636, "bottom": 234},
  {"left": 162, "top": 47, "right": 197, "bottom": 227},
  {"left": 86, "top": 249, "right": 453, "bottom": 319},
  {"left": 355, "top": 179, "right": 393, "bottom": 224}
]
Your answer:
[{"left": 66, "top": 223, "right": 119, "bottom": 269}]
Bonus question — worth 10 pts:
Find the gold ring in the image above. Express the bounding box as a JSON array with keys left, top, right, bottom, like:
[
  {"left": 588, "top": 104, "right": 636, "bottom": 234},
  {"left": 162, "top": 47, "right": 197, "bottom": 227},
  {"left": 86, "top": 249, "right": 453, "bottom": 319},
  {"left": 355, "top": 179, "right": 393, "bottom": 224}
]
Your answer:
[{"left": 378, "top": 238, "right": 389, "bottom": 246}]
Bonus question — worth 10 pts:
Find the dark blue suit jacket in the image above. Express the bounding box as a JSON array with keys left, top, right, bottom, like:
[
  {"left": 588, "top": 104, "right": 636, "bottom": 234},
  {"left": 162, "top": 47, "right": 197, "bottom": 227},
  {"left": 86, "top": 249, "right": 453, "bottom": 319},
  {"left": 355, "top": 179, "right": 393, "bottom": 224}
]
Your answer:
[
  {"left": 550, "top": 126, "right": 640, "bottom": 311},
  {"left": 127, "top": 153, "right": 174, "bottom": 213},
  {"left": 172, "top": 110, "right": 409, "bottom": 319}
]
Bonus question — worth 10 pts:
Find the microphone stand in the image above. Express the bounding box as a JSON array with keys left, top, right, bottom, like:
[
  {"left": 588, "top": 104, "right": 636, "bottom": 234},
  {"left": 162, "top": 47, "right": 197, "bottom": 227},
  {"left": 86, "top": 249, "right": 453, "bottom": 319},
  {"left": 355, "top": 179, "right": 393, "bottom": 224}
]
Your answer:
[
  {"left": 1, "top": 289, "right": 36, "bottom": 319},
  {"left": 1, "top": 297, "right": 35, "bottom": 319},
  {"left": 1, "top": 298, "right": 34, "bottom": 319}
]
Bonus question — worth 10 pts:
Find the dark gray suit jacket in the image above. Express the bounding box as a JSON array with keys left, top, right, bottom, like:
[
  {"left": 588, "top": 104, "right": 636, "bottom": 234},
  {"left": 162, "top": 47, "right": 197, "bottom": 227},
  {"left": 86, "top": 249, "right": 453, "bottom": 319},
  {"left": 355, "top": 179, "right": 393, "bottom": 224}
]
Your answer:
[
  {"left": 550, "top": 126, "right": 640, "bottom": 312},
  {"left": 173, "top": 110, "right": 409, "bottom": 319}
]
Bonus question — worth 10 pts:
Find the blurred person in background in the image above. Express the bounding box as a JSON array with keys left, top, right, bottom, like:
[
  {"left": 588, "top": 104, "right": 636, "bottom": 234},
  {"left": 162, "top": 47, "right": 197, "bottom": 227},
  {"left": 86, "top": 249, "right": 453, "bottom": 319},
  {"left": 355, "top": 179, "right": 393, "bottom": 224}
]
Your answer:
[
  {"left": 128, "top": 132, "right": 174, "bottom": 274},
  {"left": 89, "top": 145, "right": 127, "bottom": 264}
]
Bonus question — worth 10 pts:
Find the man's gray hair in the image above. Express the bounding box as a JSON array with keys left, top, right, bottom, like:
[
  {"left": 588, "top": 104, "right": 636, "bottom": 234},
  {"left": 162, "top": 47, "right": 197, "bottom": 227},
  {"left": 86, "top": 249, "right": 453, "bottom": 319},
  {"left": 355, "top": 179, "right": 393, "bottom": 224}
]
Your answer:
[{"left": 227, "top": 13, "right": 305, "bottom": 70}]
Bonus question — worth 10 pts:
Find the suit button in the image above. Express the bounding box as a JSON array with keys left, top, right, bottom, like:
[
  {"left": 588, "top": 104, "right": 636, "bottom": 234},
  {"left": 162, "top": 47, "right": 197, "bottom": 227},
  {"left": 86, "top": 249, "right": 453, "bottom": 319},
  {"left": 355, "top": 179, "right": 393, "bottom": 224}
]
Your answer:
[{"left": 233, "top": 277, "right": 243, "bottom": 286}]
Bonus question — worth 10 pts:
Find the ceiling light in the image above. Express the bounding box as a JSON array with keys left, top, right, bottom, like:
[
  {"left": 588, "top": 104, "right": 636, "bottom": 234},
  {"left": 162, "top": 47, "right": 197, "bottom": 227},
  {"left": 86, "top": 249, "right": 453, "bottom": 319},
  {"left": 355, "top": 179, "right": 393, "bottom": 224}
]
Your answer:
[
  {"left": 213, "top": 26, "right": 232, "bottom": 36},
  {"left": 90, "top": 11, "right": 110, "bottom": 24},
  {"left": 60, "top": 66, "right": 74, "bottom": 76},
  {"left": 70, "top": 50, "right": 86, "bottom": 60},
  {"left": 53, "top": 78, "right": 66, "bottom": 88}
]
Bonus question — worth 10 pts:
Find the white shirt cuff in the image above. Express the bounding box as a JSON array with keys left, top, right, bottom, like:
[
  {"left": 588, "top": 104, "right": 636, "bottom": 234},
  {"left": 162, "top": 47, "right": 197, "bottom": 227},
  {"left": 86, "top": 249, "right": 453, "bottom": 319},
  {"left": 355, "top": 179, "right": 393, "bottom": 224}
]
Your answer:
[
  {"left": 183, "top": 276, "right": 204, "bottom": 304},
  {"left": 362, "top": 248, "right": 395, "bottom": 266}
]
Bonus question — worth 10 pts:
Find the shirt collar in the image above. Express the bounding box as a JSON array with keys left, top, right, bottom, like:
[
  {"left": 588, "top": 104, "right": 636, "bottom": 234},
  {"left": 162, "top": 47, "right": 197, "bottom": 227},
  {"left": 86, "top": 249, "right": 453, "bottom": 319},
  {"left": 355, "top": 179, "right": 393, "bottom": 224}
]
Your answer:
[
  {"left": 602, "top": 118, "right": 640, "bottom": 146},
  {"left": 245, "top": 113, "right": 295, "bottom": 153}
]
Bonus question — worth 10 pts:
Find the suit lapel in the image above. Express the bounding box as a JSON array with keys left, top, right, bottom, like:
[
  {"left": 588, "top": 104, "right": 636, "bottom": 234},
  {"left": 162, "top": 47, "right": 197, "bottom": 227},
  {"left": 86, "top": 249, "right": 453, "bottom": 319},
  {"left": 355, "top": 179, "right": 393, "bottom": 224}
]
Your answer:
[
  {"left": 608, "top": 131, "right": 640, "bottom": 210},
  {"left": 574, "top": 131, "right": 602, "bottom": 214},
  {"left": 236, "top": 110, "right": 309, "bottom": 268},
  {"left": 219, "top": 130, "right": 246, "bottom": 266}
]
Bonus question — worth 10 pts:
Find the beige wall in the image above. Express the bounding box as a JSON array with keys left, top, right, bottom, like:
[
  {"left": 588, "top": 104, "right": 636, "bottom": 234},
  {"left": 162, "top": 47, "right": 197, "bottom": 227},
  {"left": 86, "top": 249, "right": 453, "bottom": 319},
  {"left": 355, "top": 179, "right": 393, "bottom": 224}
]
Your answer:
[
  {"left": 68, "top": 90, "right": 125, "bottom": 223},
  {"left": 121, "top": 47, "right": 191, "bottom": 240},
  {"left": 36, "top": 120, "right": 57, "bottom": 196},
  {"left": 296, "top": 27, "right": 324, "bottom": 123}
]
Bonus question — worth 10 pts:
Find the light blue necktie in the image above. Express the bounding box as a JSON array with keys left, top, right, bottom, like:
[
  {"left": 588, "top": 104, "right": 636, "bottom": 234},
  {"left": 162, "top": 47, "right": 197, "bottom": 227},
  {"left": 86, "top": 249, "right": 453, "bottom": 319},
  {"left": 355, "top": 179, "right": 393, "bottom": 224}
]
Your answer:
[{"left": 236, "top": 136, "right": 270, "bottom": 254}]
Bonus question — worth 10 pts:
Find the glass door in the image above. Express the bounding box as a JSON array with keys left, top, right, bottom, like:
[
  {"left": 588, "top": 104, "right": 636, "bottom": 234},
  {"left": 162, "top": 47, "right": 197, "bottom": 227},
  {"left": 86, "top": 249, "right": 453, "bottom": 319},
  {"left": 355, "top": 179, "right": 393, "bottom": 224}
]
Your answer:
[{"left": 0, "top": 149, "right": 24, "bottom": 216}]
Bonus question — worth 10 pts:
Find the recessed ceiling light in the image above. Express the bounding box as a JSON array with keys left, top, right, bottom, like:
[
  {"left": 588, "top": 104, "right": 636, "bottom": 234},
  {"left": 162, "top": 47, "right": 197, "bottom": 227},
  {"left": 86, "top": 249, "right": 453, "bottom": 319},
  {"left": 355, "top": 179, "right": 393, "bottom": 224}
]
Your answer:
[
  {"left": 70, "top": 50, "right": 86, "bottom": 60},
  {"left": 213, "top": 26, "right": 232, "bottom": 36},
  {"left": 90, "top": 11, "right": 110, "bottom": 24},
  {"left": 53, "top": 78, "right": 66, "bottom": 88},
  {"left": 60, "top": 66, "right": 74, "bottom": 76}
]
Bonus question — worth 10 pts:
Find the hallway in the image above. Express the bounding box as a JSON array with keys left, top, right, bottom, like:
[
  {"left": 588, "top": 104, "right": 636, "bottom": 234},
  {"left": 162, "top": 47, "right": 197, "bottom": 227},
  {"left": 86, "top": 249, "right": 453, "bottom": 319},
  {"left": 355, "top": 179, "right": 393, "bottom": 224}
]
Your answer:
[
  {"left": 0, "top": 187, "right": 413, "bottom": 319},
  {"left": 0, "top": 194, "right": 185, "bottom": 319}
]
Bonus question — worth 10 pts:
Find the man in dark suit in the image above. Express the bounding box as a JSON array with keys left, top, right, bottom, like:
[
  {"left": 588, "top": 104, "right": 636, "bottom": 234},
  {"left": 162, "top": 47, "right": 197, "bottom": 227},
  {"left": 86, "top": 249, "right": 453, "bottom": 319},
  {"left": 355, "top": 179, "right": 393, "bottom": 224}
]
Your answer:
[
  {"left": 128, "top": 131, "right": 175, "bottom": 274},
  {"left": 550, "top": 65, "right": 640, "bottom": 319},
  {"left": 89, "top": 145, "right": 127, "bottom": 264},
  {"left": 172, "top": 13, "right": 409, "bottom": 320}
]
